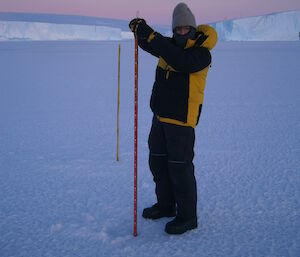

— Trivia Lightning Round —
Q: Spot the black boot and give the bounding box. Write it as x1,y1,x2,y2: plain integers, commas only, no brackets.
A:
142,203,176,220
165,216,197,234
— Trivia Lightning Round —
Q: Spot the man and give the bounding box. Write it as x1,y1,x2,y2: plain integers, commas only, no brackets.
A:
129,2,217,234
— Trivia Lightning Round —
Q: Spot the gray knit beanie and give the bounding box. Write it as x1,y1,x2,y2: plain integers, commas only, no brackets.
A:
172,2,196,32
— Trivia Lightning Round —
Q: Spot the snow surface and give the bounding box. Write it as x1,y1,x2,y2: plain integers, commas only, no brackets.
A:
0,11,300,41
0,40,300,257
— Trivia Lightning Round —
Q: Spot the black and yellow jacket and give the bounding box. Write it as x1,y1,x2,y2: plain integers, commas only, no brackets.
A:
138,25,217,128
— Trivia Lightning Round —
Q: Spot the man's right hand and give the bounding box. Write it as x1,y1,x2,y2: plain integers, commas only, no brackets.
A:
129,18,154,39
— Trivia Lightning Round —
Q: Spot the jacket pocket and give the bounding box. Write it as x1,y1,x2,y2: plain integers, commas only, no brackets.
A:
153,68,190,122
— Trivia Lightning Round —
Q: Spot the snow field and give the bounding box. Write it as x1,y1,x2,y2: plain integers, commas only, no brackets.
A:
0,41,299,256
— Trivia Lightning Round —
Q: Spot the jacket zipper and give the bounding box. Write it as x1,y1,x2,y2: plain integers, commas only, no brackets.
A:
165,65,170,79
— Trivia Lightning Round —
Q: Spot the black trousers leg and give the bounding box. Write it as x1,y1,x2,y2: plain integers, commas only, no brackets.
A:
164,122,197,220
148,117,175,211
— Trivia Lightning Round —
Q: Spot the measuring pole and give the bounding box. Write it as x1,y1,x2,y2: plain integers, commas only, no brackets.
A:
134,32,138,237
117,44,120,162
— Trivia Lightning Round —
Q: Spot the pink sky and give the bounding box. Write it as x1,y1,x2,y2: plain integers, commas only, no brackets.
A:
1,0,300,25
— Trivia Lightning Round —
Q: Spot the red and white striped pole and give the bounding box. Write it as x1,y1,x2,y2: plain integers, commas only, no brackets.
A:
133,32,138,237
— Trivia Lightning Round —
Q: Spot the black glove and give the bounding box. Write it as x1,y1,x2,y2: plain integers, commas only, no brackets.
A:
129,18,154,39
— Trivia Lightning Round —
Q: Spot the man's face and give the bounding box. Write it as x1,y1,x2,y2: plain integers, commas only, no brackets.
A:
174,26,191,35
